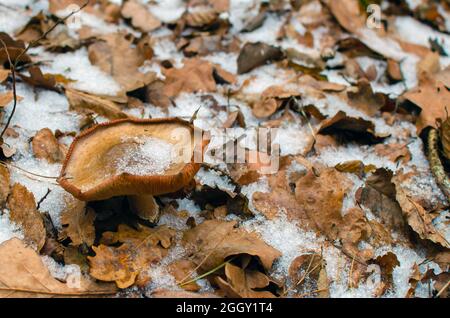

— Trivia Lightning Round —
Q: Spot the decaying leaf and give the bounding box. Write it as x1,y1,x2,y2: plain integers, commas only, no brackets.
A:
89,224,176,288
168,259,200,292
346,79,386,116
0,238,116,297
215,262,276,298
393,174,450,248
65,88,130,120
32,128,66,163
288,253,329,298
121,0,161,32
88,33,155,93
162,58,217,98
318,111,389,144
60,200,95,246
237,42,284,74
403,76,450,133
7,184,46,251
369,252,399,292
182,220,281,273
0,165,10,207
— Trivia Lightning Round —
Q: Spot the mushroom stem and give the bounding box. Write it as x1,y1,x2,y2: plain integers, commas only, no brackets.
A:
127,194,160,223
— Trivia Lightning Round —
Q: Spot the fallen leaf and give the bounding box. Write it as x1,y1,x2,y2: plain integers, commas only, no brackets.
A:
0,164,10,207
7,183,46,251
182,220,281,273
65,88,130,120
369,252,399,291
393,174,450,248
289,253,329,298
215,262,276,298
89,224,176,288
347,79,386,116
168,259,200,292
0,91,13,107
18,66,57,91
121,0,161,32
88,33,155,93
0,238,116,297
358,169,406,234
32,128,66,163
318,111,389,144
60,200,95,246
162,58,217,98
403,76,450,133
0,69,9,83
237,42,284,74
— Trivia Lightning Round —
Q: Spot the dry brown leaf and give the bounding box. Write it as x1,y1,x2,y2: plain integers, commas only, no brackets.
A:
0,165,10,207
369,252,399,291
182,219,281,273
295,169,375,261
60,200,95,246
403,76,450,133
32,128,66,163
0,69,9,83
89,224,176,288
357,169,406,234
18,66,57,91
215,262,276,298
185,7,218,28
0,91,14,107
168,259,200,292
237,42,284,74
374,143,411,164
0,238,116,297
7,183,45,251
88,33,155,93
121,0,161,32
289,253,329,298
318,111,389,144
393,174,450,248
163,58,217,98
347,79,386,116
387,59,403,82
65,88,130,120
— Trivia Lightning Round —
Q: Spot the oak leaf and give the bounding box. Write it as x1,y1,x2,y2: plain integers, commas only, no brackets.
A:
0,238,116,297
60,200,95,246
88,224,176,288
182,220,281,273
121,0,161,32
7,184,46,251
32,128,66,163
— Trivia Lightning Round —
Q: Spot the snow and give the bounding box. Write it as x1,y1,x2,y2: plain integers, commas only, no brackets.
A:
0,209,23,245
228,0,261,32
395,16,450,55
148,0,186,24
40,48,122,96
114,136,175,176
41,255,81,283
243,213,323,280
239,13,284,45
195,167,236,194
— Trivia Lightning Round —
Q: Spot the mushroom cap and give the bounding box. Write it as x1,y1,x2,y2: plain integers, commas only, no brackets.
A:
58,118,208,201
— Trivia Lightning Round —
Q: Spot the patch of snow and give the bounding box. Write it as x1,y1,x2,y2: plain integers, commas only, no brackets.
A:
0,210,24,245
41,48,122,96
148,0,186,24
114,136,175,176
195,167,236,194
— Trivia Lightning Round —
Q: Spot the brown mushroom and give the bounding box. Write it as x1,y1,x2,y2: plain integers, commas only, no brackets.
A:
58,118,209,212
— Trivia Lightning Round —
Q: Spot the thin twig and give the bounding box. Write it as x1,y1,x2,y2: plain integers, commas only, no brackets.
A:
0,1,89,139
179,257,236,288
0,287,116,296
36,188,52,210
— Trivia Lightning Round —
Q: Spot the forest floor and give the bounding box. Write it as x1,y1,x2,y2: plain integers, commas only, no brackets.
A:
0,0,448,298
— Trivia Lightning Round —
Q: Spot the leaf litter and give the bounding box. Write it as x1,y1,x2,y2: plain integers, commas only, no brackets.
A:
0,0,448,299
